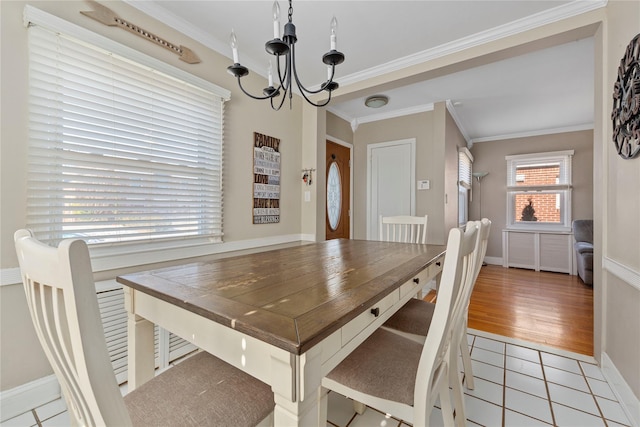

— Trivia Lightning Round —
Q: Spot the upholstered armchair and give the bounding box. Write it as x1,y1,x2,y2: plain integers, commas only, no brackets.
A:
572,220,593,285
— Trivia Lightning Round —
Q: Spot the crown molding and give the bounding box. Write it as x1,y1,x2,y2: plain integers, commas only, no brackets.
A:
471,123,594,144
125,0,606,89
446,100,472,147
336,0,607,88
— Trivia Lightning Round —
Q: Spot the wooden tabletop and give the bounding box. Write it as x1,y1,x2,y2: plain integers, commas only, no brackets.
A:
117,239,445,355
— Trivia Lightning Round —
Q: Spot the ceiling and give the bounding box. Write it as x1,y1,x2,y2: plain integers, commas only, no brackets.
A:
126,1,602,144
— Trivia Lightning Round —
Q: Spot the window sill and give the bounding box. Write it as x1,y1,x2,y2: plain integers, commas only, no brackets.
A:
504,225,572,234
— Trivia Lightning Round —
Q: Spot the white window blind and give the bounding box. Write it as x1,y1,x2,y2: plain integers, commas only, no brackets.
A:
506,150,573,191
458,148,473,190
27,24,227,246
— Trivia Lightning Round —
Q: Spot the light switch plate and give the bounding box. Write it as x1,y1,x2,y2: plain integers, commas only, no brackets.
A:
418,180,430,190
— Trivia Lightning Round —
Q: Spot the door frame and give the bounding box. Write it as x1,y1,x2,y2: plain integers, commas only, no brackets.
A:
366,139,416,240
326,135,353,239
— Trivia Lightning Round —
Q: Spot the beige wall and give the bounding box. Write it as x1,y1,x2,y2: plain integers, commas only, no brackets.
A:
602,0,640,399
350,102,463,245
0,0,303,390
352,111,443,242
327,112,353,145
469,130,594,260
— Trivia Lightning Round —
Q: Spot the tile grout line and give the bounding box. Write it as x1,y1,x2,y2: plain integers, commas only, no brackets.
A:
501,340,507,427
538,348,558,426
578,360,611,426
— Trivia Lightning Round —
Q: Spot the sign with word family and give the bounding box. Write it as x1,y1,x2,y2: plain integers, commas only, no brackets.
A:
253,132,280,224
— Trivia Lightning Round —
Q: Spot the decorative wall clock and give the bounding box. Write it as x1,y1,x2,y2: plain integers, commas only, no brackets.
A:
612,33,640,159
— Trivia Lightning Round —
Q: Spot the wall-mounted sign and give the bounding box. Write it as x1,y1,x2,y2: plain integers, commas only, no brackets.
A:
253,132,280,224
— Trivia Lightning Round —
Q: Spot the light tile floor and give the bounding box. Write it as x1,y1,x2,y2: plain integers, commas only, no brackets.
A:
2,331,633,427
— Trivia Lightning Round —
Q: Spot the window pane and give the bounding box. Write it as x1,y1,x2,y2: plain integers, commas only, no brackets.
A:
513,192,564,224
327,162,342,230
515,163,560,186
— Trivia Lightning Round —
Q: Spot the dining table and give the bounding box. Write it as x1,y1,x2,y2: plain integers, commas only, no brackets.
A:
117,238,445,426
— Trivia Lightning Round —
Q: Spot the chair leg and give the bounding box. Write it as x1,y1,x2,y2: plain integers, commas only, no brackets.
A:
439,377,455,427
352,400,366,415
449,345,467,427
460,332,475,390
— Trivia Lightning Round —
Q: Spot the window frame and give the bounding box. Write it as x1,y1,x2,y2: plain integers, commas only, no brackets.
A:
505,150,574,232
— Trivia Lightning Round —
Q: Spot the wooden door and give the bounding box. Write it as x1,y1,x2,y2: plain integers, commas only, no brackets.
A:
326,141,351,240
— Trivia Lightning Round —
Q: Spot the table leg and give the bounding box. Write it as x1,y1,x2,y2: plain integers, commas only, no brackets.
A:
123,287,155,390
270,345,325,426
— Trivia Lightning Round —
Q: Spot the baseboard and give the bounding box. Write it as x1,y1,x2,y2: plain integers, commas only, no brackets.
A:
0,375,60,422
483,256,502,266
601,352,640,427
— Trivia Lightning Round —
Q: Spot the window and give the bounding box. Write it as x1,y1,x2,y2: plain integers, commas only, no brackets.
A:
26,17,230,247
458,147,473,225
506,150,574,231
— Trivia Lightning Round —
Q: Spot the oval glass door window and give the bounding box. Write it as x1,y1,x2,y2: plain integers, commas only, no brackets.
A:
327,162,342,230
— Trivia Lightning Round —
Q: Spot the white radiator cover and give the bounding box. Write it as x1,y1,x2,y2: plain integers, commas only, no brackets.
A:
96,280,196,384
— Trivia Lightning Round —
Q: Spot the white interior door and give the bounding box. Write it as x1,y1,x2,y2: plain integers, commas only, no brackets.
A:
367,139,416,240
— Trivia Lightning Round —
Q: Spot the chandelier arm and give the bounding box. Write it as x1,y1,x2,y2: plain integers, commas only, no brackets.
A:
295,78,333,107
275,54,289,89
236,77,277,100
289,44,331,95
269,96,284,111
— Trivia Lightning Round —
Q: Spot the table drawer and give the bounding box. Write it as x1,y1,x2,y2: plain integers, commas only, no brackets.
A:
430,255,444,277
341,290,398,346
399,270,428,299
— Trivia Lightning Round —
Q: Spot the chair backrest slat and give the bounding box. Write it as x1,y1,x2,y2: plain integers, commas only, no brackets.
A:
379,215,428,244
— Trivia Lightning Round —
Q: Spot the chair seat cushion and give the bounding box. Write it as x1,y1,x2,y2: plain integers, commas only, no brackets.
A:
383,298,435,336
325,328,423,406
124,351,274,427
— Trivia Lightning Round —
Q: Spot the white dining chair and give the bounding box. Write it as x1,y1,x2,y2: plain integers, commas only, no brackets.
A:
382,219,491,394
379,214,429,298
379,215,428,244
14,229,274,427
322,224,478,427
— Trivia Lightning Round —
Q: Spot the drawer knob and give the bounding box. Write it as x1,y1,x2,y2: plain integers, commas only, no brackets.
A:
370,307,380,317
436,261,441,266
413,277,420,284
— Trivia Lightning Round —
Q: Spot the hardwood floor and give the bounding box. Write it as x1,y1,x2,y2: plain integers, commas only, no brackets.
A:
428,265,594,356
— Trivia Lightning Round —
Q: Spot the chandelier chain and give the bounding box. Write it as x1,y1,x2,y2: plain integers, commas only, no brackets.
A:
288,0,293,23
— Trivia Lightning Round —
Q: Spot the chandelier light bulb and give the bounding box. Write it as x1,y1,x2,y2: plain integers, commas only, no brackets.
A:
272,2,281,39
268,61,274,87
230,30,239,63
330,16,337,50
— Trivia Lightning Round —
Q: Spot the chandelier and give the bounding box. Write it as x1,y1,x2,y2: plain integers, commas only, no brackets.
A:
227,0,345,110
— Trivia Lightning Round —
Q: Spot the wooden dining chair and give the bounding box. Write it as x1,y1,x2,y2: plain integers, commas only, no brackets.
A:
322,224,478,427
14,229,274,427
379,215,428,244
382,220,491,380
